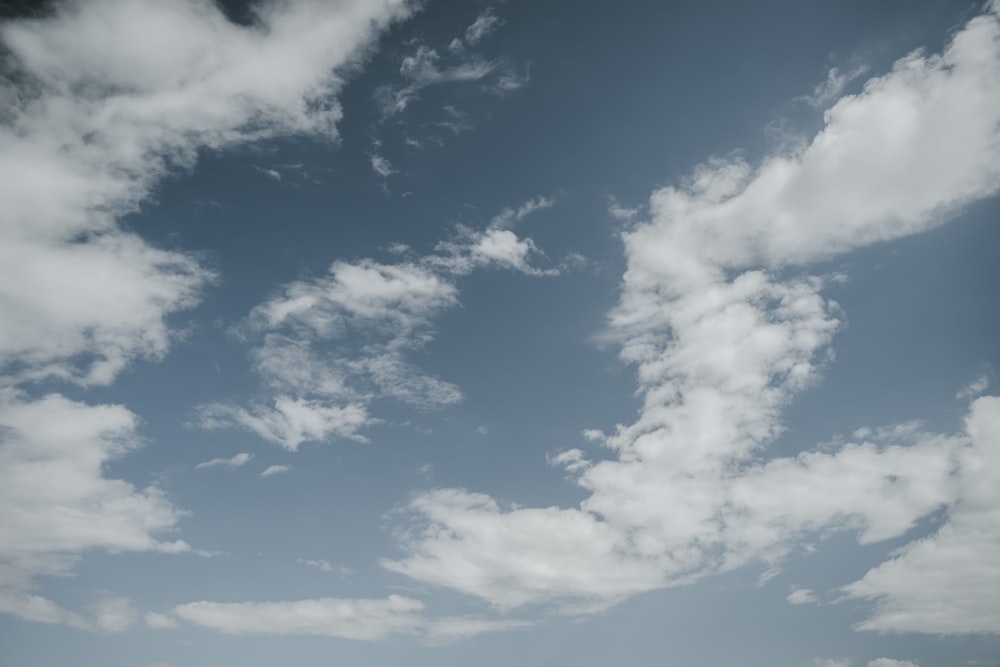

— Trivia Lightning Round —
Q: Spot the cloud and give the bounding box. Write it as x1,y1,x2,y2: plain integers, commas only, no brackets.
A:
195,452,253,469
800,64,868,108
0,391,189,627
145,611,180,630
253,166,282,182
166,593,529,644
382,3,1000,627
197,260,459,449
0,0,418,630
867,660,919,667
843,397,1000,635
464,8,503,46
787,588,818,605
374,8,525,119
200,200,556,449
260,464,290,478
199,397,372,451
298,558,334,573
957,372,991,400
90,596,138,634
370,152,395,179
489,196,555,229
421,616,531,646
172,594,424,641
0,0,414,387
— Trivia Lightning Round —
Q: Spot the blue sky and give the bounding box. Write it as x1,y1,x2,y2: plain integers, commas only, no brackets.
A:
1,1,999,666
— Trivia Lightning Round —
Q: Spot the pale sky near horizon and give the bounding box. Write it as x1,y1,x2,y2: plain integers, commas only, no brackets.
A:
1,1,999,666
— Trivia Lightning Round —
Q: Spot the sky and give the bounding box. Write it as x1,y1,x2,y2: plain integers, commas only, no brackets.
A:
1,1,999,666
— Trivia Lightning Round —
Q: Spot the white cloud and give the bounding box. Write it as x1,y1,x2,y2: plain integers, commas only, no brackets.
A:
814,660,853,667
195,452,253,469
0,0,418,631
198,260,458,449
0,0,414,387
429,199,559,277
382,4,1000,628
800,64,868,108
843,397,1000,635
90,596,138,634
867,660,919,667
787,588,818,605
957,372,991,400
375,45,499,117
298,558,334,573
254,166,282,182
167,593,529,644
145,611,180,630
201,201,556,448
172,594,425,641
198,397,372,451
422,616,531,646
489,196,555,229
374,8,524,119
0,391,189,627
464,8,503,46
370,152,395,179
260,464,290,478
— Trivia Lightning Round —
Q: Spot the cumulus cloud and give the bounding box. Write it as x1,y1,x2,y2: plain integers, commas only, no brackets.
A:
195,452,253,469
0,391,190,627
201,200,557,449
0,0,417,630
0,0,414,387
843,397,1000,635
382,3,1000,630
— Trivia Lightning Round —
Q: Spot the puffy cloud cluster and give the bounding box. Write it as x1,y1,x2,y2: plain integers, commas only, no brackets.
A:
200,199,558,449
383,3,1000,635
0,0,414,630
0,391,189,629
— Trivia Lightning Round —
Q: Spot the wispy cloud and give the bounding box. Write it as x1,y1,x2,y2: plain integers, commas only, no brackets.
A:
957,372,991,400
196,452,253,470
374,8,525,120
197,198,558,449
260,464,290,478
463,8,504,46
160,593,530,644
297,558,334,573
799,64,868,108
